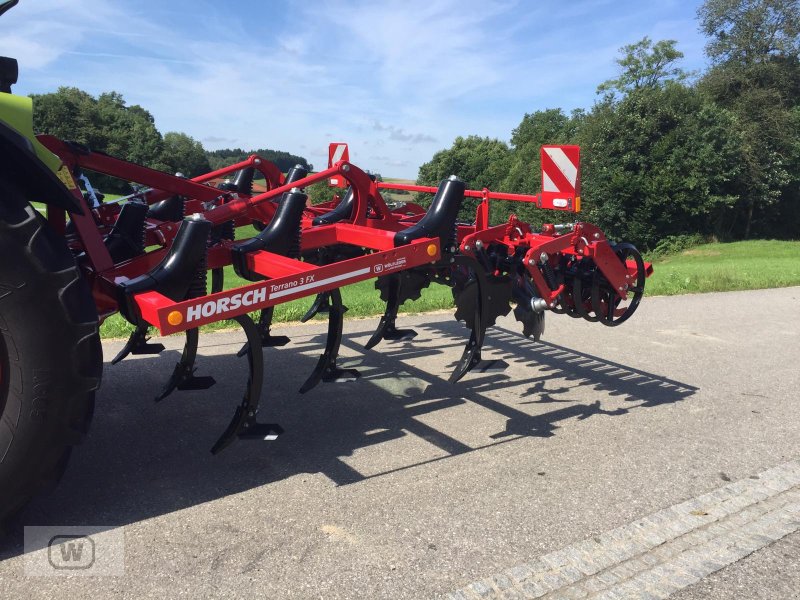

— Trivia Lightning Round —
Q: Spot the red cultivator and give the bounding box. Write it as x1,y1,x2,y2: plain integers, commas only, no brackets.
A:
3,0,658,522
33,139,652,453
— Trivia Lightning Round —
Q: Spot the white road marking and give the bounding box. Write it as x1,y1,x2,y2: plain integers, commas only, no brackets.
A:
448,459,800,599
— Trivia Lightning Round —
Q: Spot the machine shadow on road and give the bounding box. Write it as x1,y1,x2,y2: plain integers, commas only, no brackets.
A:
0,318,698,557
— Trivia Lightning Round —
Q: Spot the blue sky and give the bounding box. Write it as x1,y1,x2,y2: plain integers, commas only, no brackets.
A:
1,0,708,179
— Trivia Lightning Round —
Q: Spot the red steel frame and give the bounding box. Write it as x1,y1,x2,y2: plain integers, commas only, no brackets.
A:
138,235,440,335
33,135,649,336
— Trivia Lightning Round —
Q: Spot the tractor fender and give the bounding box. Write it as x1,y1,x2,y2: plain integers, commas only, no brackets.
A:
0,95,83,216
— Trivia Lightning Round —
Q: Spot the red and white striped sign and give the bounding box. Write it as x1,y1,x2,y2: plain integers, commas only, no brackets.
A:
328,142,350,188
540,145,581,212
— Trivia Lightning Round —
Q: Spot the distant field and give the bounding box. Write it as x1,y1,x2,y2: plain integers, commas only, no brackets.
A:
379,177,418,205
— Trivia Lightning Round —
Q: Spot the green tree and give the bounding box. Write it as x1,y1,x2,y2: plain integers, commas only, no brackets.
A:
161,132,211,177
31,87,105,149
416,135,512,220
502,108,583,194
31,87,166,192
206,148,312,174
597,37,688,97
697,0,800,237
579,33,746,247
305,181,340,205
498,109,584,226
699,0,800,65
579,84,745,249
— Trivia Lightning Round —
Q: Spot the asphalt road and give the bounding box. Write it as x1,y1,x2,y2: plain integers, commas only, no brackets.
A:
1,286,798,598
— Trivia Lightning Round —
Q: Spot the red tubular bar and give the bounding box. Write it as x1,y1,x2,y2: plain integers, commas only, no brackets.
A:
189,154,283,187
201,165,342,224
247,252,318,278
294,223,400,252
134,234,441,335
38,137,286,208
38,135,226,203
141,155,285,205
378,182,541,203
377,181,578,217
203,161,379,226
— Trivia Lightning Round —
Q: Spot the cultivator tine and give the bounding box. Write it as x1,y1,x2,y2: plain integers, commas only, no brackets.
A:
300,292,331,323
449,272,485,382
236,307,290,357
210,268,224,294
155,328,216,402
111,323,164,364
299,288,360,393
450,326,484,383
212,314,282,454
449,256,510,383
364,273,418,350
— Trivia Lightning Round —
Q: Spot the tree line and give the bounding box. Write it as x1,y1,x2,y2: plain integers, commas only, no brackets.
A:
30,88,310,192
206,148,312,174
28,0,797,250
416,0,800,250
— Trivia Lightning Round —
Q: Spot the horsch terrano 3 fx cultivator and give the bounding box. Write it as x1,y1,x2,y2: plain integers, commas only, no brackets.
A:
0,0,650,522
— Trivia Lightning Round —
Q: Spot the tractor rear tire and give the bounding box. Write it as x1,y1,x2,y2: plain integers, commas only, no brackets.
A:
0,178,102,526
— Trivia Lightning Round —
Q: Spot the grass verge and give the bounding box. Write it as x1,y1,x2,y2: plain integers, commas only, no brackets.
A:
644,240,800,296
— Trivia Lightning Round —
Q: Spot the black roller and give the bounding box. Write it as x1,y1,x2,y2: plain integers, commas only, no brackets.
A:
571,259,600,323
449,255,510,382
394,175,464,250
591,243,646,327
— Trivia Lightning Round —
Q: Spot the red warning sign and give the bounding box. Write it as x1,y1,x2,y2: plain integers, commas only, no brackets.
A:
540,145,581,212
328,143,350,188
